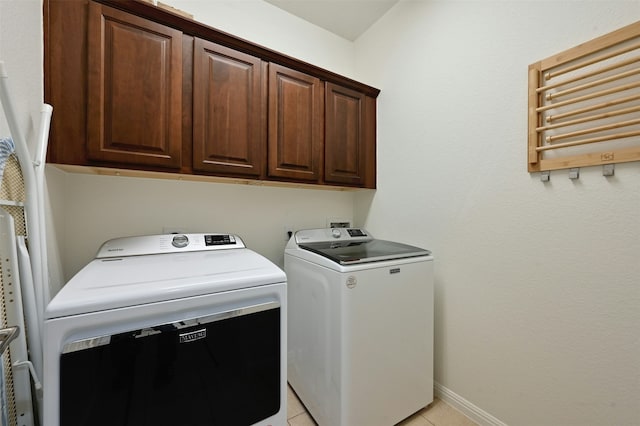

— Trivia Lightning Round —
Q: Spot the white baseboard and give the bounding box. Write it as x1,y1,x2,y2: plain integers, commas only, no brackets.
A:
434,381,508,426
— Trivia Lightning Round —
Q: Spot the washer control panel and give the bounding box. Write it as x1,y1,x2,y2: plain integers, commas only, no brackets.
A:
96,233,244,258
295,228,371,244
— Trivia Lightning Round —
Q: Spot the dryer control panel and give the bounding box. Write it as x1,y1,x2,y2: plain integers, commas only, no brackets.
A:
96,233,245,258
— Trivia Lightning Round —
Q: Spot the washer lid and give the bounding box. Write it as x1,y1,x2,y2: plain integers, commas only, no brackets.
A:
46,248,285,319
299,239,431,265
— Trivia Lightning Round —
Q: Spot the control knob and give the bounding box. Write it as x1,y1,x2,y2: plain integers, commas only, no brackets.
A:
172,234,189,248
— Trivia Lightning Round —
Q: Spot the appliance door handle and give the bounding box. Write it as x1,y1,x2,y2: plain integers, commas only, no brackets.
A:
0,326,19,355
168,300,280,331
62,300,280,354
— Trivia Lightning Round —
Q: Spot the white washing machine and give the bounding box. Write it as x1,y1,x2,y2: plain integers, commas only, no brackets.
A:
285,228,434,426
44,233,287,426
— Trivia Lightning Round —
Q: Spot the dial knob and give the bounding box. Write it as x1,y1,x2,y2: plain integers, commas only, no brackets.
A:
172,234,189,248
331,228,342,238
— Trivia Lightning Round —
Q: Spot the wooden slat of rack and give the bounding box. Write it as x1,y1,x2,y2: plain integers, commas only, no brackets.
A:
544,41,640,81
537,55,640,93
528,64,541,167
537,146,640,171
546,93,640,122
545,118,640,143
540,21,640,71
538,105,640,131
538,130,640,152
546,67,640,100
536,81,640,112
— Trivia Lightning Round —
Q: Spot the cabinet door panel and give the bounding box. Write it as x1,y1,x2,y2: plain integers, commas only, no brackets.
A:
193,39,264,177
268,64,323,182
325,83,376,188
87,3,182,168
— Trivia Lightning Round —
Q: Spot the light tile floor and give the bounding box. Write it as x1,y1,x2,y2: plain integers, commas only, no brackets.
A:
287,384,478,426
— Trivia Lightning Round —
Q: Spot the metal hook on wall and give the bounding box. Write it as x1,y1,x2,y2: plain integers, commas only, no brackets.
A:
603,164,615,177
569,168,580,180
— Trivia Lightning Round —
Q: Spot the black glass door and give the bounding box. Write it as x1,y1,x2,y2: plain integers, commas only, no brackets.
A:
59,304,280,426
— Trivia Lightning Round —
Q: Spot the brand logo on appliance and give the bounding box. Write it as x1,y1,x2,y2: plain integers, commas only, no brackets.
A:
179,328,207,343
107,248,123,252
390,268,400,274
346,276,357,289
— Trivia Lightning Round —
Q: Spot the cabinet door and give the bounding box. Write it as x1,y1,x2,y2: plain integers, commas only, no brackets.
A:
87,3,183,168
193,39,265,177
324,83,376,188
268,64,323,182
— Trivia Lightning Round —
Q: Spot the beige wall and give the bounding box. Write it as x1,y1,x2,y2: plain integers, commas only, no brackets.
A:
355,1,640,425
49,169,357,279
169,0,357,79
0,0,42,153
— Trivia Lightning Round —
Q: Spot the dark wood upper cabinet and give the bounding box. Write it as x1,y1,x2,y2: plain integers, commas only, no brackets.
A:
192,39,265,177
325,83,371,186
44,0,378,188
268,64,324,182
87,2,183,168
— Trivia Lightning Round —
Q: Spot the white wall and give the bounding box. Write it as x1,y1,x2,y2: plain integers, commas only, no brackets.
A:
168,0,357,79
355,1,640,425
0,0,41,147
52,170,355,279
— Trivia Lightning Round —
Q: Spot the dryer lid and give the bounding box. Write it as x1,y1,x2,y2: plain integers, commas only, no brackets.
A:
46,247,285,319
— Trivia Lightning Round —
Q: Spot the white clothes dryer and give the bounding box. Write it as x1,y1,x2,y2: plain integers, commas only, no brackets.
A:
44,233,286,426
285,228,433,426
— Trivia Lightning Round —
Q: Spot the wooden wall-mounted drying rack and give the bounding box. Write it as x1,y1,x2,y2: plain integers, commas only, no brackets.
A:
528,20,640,174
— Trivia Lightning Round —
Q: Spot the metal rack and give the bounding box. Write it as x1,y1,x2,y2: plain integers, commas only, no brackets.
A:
0,61,52,426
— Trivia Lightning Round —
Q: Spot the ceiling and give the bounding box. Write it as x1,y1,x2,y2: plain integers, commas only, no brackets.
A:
263,0,399,41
